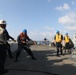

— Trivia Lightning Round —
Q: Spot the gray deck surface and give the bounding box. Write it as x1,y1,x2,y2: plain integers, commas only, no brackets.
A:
3,45,76,75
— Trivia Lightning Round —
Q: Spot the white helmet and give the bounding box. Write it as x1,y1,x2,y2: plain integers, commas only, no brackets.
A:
0,20,7,25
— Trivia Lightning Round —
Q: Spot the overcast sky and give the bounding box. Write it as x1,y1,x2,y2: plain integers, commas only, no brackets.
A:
0,0,76,41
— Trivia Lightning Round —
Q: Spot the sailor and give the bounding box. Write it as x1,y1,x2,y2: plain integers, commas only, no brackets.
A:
54,30,63,56
15,29,36,62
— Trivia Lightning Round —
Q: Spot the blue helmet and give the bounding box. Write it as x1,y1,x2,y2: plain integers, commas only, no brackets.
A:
22,29,27,34
56,30,59,34
65,33,68,35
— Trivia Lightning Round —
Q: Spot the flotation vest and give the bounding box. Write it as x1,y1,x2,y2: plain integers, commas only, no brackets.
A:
0,27,6,44
56,34,62,42
64,36,70,43
20,33,27,42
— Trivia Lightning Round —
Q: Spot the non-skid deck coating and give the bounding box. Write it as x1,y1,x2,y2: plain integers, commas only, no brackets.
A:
3,45,76,75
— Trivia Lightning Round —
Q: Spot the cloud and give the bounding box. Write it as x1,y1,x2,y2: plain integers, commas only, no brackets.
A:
40,32,52,36
65,25,76,30
55,3,70,11
28,30,54,40
58,15,76,25
45,26,54,30
40,32,54,40
58,12,76,30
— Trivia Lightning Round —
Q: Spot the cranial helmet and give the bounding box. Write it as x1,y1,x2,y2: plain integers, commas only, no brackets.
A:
0,20,7,25
23,29,27,34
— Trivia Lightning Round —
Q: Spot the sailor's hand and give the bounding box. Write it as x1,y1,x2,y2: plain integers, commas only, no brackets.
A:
34,41,36,45
54,41,56,44
13,40,16,42
22,41,26,43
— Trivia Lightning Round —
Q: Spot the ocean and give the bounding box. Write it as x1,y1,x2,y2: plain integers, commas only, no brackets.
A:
36,41,50,45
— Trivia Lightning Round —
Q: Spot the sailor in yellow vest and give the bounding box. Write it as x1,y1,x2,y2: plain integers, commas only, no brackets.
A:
54,30,63,56
64,33,71,54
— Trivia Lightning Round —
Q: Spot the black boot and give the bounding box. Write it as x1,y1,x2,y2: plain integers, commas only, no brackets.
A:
57,53,60,56
15,57,18,62
31,56,36,60
57,49,59,56
0,69,8,74
61,49,63,55
10,55,14,58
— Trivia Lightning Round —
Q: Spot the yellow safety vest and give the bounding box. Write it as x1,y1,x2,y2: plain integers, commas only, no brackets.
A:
56,34,62,42
64,36,70,43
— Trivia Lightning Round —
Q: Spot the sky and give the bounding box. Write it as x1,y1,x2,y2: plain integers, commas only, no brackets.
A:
0,0,76,41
